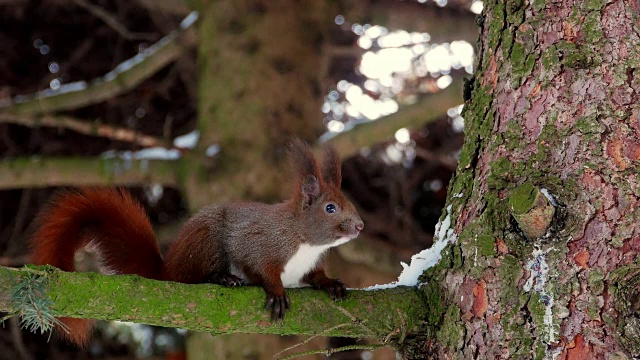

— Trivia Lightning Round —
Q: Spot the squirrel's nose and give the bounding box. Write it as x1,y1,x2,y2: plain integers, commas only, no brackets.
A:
355,221,364,232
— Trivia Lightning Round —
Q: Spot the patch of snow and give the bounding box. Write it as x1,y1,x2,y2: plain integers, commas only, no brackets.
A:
173,130,200,149
453,192,464,198
133,147,180,160
101,147,181,161
364,204,457,290
110,52,147,77
14,81,88,103
205,144,221,157
52,81,87,94
540,188,558,207
180,11,199,30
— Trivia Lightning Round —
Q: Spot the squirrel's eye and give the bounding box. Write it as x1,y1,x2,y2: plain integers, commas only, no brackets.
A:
325,204,337,213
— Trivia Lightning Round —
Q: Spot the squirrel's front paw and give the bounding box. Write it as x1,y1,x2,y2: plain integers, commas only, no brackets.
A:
266,292,290,322
319,279,347,301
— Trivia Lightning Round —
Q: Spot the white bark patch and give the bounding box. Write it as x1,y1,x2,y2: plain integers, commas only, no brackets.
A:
523,247,557,346
280,237,351,288
365,204,458,290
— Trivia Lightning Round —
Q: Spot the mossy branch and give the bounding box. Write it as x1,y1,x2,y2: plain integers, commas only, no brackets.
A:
0,156,180,190
0,266,425,343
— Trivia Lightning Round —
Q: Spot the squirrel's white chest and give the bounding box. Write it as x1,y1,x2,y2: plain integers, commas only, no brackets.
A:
280,238,350,287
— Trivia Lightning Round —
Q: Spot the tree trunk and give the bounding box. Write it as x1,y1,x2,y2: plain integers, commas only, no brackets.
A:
420,0,640,358
182,0,337,209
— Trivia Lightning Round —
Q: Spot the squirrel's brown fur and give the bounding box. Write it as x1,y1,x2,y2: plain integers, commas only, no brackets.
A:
30,140,363,346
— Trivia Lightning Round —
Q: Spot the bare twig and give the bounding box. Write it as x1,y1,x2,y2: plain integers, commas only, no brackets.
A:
278,343,386,360
0,12,198,116
272,323,351,359
72,0,157,41
0,113,164,148
317,299,377,337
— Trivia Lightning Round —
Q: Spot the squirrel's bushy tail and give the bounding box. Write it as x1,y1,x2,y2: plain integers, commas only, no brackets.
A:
30,188,163,346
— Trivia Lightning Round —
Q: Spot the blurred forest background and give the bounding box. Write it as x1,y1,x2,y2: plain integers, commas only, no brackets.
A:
0,0,479,359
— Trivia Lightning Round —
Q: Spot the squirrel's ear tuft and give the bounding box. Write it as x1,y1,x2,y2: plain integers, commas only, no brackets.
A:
301,175,320,209
288,138,320,179
288,138,323,209
321,145,342,189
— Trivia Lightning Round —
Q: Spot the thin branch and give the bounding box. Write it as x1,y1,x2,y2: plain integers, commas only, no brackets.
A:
320,299,376,336
273,323,351,358
278,344,387,360
72,0,157,41
0,113,165,148
0,12,198,116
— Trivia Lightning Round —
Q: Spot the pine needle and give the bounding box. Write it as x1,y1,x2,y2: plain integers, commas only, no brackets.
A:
10,269,68,339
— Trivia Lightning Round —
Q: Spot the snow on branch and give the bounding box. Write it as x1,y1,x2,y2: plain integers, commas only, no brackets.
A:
0,12,199,116
365,204,458,290
0,156,179,190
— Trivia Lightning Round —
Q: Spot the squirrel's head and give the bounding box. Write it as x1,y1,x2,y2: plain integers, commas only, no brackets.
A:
288,139,364,247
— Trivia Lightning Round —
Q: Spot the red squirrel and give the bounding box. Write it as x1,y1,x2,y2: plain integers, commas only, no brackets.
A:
29,139,364,346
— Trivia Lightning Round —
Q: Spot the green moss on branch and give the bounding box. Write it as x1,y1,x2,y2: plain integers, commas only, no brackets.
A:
0,266,425,344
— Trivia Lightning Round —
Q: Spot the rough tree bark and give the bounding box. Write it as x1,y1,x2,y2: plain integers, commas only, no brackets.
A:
417,0,640,358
